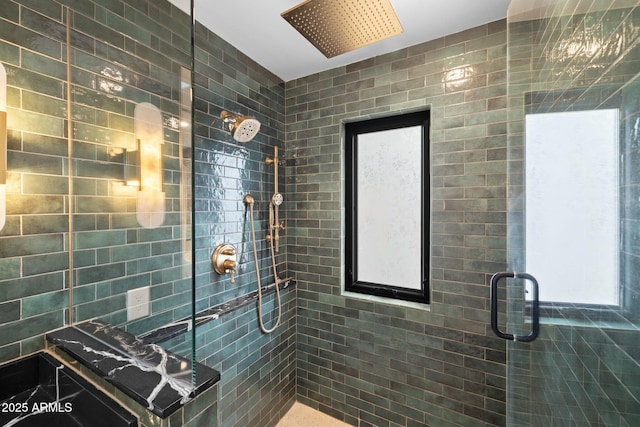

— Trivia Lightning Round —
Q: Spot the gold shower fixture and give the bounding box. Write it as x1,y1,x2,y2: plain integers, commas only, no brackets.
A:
281,0,404,58
220,111,261,143
212,243,238,283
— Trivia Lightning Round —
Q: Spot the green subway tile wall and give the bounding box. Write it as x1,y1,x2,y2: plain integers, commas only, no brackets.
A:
195,295,296,427
0,1,219,425
285,21,508,427
5,0,636,426
0,0,195,359
0,0,296,425
191,19,296,427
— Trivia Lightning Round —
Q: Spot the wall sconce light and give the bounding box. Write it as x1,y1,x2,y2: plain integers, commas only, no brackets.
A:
123,139,140,188
131,102,165,229
0,63,7,230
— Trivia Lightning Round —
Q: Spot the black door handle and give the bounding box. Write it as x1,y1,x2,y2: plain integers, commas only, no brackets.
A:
490,272,540,342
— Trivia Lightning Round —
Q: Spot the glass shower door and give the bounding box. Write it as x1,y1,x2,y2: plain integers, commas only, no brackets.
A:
501,1,640,425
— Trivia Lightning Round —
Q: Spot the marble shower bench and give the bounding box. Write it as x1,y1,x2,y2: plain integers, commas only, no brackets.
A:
46,320,220,420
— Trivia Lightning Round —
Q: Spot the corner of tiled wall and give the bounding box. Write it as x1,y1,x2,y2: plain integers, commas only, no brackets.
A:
285,20,508,427
191,16,297,427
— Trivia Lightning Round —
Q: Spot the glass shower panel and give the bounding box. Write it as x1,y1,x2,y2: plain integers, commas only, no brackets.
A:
65,1,194,376
505,1,640,425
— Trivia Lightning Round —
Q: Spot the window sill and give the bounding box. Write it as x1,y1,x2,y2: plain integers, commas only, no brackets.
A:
342,290,431,312
529,303,640,331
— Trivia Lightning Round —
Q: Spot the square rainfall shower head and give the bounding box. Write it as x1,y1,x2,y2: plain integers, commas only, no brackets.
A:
281,0,404,58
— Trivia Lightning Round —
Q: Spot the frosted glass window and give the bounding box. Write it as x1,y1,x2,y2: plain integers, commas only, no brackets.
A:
357,127,422,288
344,111,429,304
525,109,619,305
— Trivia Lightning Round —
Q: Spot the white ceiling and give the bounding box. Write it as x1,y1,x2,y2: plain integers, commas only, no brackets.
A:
169,0,511,82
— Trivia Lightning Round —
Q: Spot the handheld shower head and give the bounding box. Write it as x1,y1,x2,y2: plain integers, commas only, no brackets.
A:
220,111,261,143
272,193,283,206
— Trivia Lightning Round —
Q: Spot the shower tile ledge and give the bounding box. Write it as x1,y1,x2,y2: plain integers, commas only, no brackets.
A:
46,320,220,419
139,278,296,345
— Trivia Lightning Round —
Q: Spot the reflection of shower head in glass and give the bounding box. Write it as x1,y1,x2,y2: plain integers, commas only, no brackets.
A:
220,111,261,143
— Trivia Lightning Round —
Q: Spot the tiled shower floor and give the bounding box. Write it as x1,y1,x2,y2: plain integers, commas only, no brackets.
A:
276,402,353,427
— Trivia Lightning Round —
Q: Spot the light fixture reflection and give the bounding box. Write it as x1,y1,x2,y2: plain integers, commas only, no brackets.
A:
443,66,475,92
0,63,7,230
133,102,165,229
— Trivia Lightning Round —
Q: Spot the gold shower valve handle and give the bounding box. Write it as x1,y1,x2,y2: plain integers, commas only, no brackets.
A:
224,259,236,284
221,247,235,256
212,243,238,283
222,259,236,270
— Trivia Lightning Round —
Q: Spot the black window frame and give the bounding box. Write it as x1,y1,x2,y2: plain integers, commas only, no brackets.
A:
345,110,430,304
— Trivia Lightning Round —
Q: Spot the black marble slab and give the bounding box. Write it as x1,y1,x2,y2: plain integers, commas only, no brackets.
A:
46,320,220,419
139,278,295,344
0,351,137,427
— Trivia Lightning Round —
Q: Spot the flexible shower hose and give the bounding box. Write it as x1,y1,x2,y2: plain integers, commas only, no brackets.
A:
247,198,282,333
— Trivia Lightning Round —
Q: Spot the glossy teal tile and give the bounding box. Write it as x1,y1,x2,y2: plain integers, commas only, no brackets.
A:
21,7,66,43
22,289,68,317
0,20,62,60
0,258,20,281
75,230,126,250
0,235,64,258
0,40,20,67
0,301,20,323
23,252,69,276
8,109,65,137
72,13,124,50
0,1,19,24
73,283,98,304
75,294,125,320
75,262,125,286
0,311,63,347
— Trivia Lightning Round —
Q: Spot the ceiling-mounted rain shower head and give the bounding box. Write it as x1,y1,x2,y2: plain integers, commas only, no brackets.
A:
220,111,261,143
281,0,404,58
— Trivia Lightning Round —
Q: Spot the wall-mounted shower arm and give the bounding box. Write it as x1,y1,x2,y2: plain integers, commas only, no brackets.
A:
265,155,286,167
